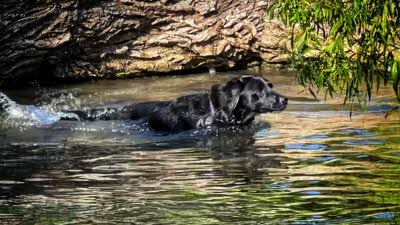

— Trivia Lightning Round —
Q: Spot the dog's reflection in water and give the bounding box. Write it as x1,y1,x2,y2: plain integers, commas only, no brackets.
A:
140,121,285,186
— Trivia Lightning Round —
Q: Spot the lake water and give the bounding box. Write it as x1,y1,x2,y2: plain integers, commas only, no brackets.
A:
1,70,400,224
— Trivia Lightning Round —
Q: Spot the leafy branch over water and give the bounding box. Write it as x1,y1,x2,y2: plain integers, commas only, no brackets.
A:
269,0,400,105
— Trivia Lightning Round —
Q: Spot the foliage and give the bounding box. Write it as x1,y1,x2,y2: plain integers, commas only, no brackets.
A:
269,0,400,104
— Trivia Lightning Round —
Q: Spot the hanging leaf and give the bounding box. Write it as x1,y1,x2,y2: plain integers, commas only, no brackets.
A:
330,19,343,37
267,0,400,108
336,36,345,56
390,1,395,14
281,11,288,25
392,61,399,100
296,31,308,53
382,3,389,37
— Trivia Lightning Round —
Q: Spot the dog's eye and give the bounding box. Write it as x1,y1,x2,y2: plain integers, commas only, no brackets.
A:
251,94,260,102
267,83,273,88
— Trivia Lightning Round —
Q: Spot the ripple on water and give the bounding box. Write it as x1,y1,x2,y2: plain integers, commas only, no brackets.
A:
302,190,321,196
302,135,330,140
285,143,327,151
314,156,336,162
254,128,280,138
339,128,377,138
0,180,24,184
1,72,400,224
343,140,385,146
374,213,396,219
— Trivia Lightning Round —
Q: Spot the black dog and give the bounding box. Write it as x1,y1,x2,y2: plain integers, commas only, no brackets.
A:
65,75,288,132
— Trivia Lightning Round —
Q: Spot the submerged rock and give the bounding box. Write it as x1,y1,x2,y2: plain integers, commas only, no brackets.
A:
0,0,290,83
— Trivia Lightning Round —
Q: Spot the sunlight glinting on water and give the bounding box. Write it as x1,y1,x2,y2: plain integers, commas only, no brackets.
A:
1,70,400,224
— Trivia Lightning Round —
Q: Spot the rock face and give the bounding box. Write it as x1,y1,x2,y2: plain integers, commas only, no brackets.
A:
0,0,289,83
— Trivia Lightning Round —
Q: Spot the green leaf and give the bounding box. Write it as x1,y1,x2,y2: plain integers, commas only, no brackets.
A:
281,11,288,25
390,0,395,14
382,3,388,37
267,3,278,20
336,36,345,56
268,0,400,108
354,0,360,11
326,41,337,54
330,19,342,37
296,31,308,53
392,61,399,100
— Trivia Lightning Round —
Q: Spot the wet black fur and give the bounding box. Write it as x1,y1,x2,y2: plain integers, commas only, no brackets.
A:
64,75,288,132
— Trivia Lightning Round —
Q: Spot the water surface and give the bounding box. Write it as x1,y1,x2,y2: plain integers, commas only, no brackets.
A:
1,70,400,225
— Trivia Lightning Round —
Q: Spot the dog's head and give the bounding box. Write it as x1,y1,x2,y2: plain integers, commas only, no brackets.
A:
210,75,287,124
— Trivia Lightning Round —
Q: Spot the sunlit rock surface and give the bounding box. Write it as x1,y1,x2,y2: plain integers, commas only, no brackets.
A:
0,0,289,82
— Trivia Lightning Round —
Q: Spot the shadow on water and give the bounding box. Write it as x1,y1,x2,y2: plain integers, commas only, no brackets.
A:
1,70,400,224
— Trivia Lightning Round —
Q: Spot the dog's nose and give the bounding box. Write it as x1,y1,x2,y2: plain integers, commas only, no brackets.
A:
280,96,288,104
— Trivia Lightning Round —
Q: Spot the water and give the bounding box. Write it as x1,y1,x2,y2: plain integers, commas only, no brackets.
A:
1,70,400,224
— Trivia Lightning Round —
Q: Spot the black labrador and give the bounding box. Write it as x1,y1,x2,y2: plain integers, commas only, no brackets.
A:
65,75,288,132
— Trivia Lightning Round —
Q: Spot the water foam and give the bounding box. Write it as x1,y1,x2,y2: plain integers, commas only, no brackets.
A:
0,92,80,126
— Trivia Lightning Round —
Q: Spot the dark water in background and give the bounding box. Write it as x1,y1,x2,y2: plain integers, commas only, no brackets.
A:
1,70,400,225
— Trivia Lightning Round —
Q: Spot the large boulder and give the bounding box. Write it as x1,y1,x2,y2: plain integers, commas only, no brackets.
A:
0,0,289,83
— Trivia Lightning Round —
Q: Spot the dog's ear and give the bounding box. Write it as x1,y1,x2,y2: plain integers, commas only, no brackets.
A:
210,84,225,109
210,77,246,117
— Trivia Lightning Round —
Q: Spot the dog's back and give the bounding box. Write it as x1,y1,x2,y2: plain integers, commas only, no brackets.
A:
148,93,212,132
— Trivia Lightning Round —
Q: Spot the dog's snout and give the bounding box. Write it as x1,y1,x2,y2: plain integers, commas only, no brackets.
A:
280,96,288,104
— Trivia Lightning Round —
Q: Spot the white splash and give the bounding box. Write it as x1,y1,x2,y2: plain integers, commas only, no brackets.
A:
1,92,79,126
